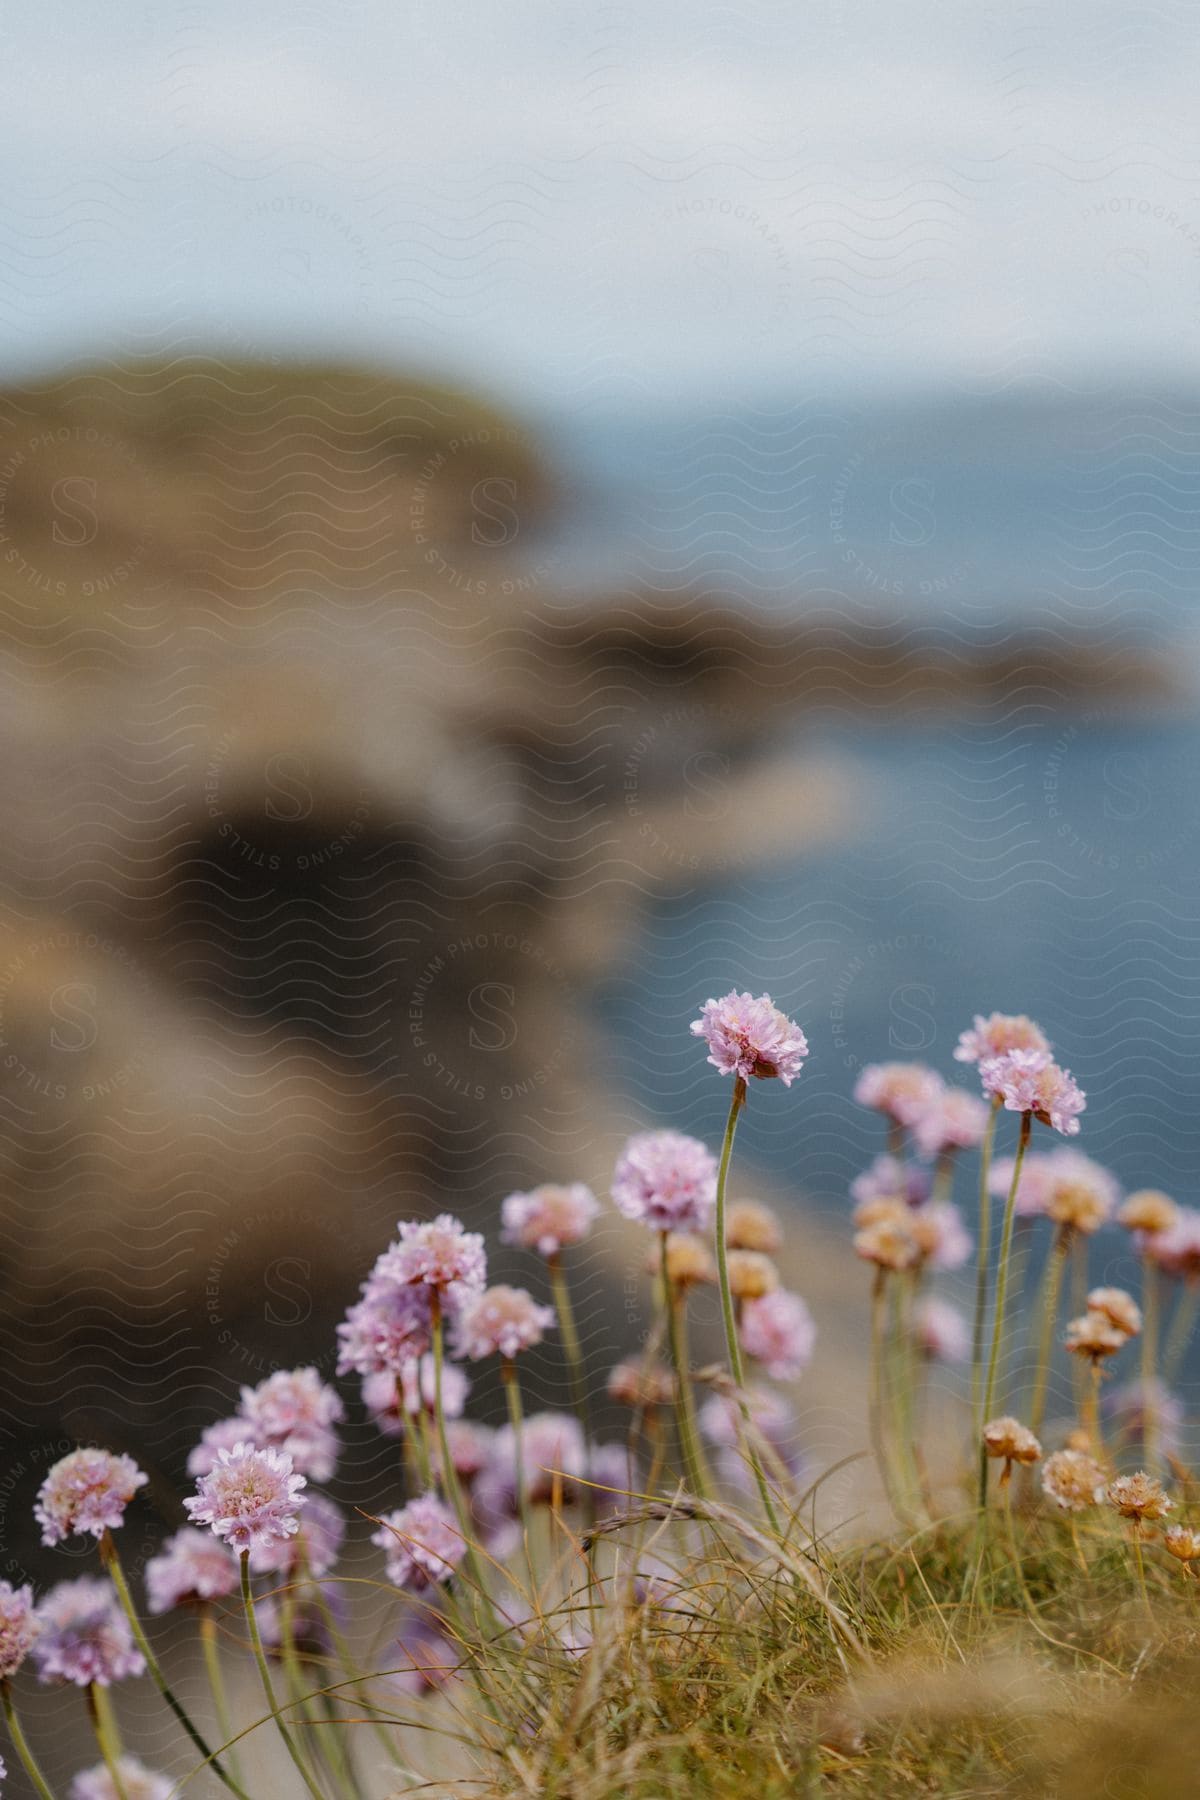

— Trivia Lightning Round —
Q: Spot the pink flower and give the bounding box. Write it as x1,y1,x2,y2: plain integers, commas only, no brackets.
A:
854,1062,944,1127
376,1215,487,1296
239,1367,344,1483
362,1358,470,1436
434,1420,496,1483
337,1280,435,1376
987,1151,1059,1218
850,1155,931,1210
184,1443,307,1556
738,1289,816,1379
372,1494,465,1590
691,991,809,1085
32,1578,145,1687
145,1529,238,1613
35,1450,148,1547
910,1088,991,1158
501,1183,599,1257
1144,1207,1200,1279
390,1617,461,1695
991,1148,1116,1227
954,1012,1050,1065
914,1297,970,1363
979,1050,1085,1135
0,1581,39,1678
699,1384,794,1450
611,1130,718,1233
454,1285,556,1360
474,1414,586,1547
187,1418,255,1478
70,1757,172,1800
908,1200,973,1271
251,1491,344,1578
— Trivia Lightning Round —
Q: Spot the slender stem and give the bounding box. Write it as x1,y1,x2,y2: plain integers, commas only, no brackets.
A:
199,1606,244,1787
892,1267,923,1517
713,1076,781,1533
979,1111,1032,1507
547,1253,591,1453
1082,1358,1103,1454
1029,1225,1071,1441
971,1098,1002,1435
1130,1527,1153,1623
429,1295,495,1615
3,1682,58,1800
240,1552,328,1800
501,1358,529,1531
660,1233,709,1497
868,1268,897,1517
99,1532,252,1800
1164,1279,1200,1387
87,1686,130,1800
1142,1258,1160,1469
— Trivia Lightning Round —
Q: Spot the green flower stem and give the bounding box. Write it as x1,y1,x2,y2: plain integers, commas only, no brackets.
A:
198,1605,244,1788
714,1075,782,1534
547,1252,594,1516
868,1268,898,1518
970,1097,1002,1436
1142,1258,1160,1469
661,1232,710,1498
99,1531,252,1800
239,1551,328,1800
1028,1224,1072,1442
500,1358,530,1531
978,1111,1032,1508
1164,1278,1200,1387
2,1682,57,1800
87,1685,130,1800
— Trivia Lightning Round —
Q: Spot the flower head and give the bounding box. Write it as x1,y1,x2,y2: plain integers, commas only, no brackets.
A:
955,1012,1050,1065
738,1289,816,1379
238,1367,343,1482
32,1578,145,1687
906,1200,973,1271
454,1285,556,1361
1042,1151,1118,1233
1164,1524,1200,1566
362,1358,470,1436
390,1616,461,1695
183,1442,306,1555
501,1183,599,1257
913,1296,970,1363
0,1581,39,1678
145,1529,238,1613
187,1417,255,1478
911,1087,991,1159
979,1050,1085,1136
1107,1470,1172,1523
377,1214,487,1296
650,1232,717,1288
1041,1448,1107,1513
337,1280,435,1376
70,1757,172,1800
435,1420,496,1484
851,1155,931,1211
725,1198,783,1253
1143,1208,1200,1280
35,1449,147,1547
691,990,808,1086
983,1416,1042,1465
251,1490,344,1578
853,1216,919,1272
1118,1189,1180,1237
607,1359,675,1409
726,1249,779,1300
372,1494,465,1590
611,1130,717,1233
1103,1377,1184,1456
853,1063,943,1128
1064,1310,1129,1361
1085,1287,1142,1338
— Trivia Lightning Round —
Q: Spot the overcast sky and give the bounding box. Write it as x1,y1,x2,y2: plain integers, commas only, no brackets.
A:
2,1,1197,406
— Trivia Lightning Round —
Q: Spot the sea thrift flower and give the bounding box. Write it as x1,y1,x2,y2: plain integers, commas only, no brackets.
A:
251,1492,345,1578
145,1529,238,1613
337,1280,435,1375
434,1420,496,1484
854,1217,919,1272
853,1062,943,1128
391,1617,461,1695
0,1581,39,1677
362,1359,470,1435
850,1155,931,1211
649,1232,717,1288
1086,1287,1142,1338
979,1050,1085,1136
32,1579,145,1687
1104,1378,1185,1456
955,1012,1050,1065
454,1285,556,1360
907,1200,972,1271
255,1580,345,1656
914,1296,971,1363
852,1193,912,1230
238,1367,344,1482
1043,1152,1118,1233
1041,1448,1107,1512
501,1183,599,1257
377,1214,487,1296
699,1384,795,1450
474,1415,587,1547
690,990,808,1085
725,1198,783,1253
1107,1471,1172,1524
983,1416,1041,1469
70,1757,172,1800
608,1359,675,1409
739,1289,816,1379
184,1442,306,1555
34,1449,148,1546
187,1417,254,1478
373,1494,465,1590
725,1250,779,1300
1143,1208,1200,1280
911,1087,991,1158
1118,1189,1180,1237
1064,1310,1128,1362
987,1151,1059,1219
1164,1525,1200,1567
611,1130,718,1233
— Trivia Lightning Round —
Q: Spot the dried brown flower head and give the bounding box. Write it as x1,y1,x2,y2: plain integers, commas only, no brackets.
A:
607,1359,675,1410
1064,1309,1130,1361
1164,1524,1200,1565
725,1199,783,1255
1085,1286,1142,1338
1118,1189,1180,1237
1046,1177,1110,1235
1042,1447,1107,1513
854,1217,919,1272
726,1250,779,1301
649,1234,716,1289
983,1415,1042,1465
1107,1470,1173,1523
